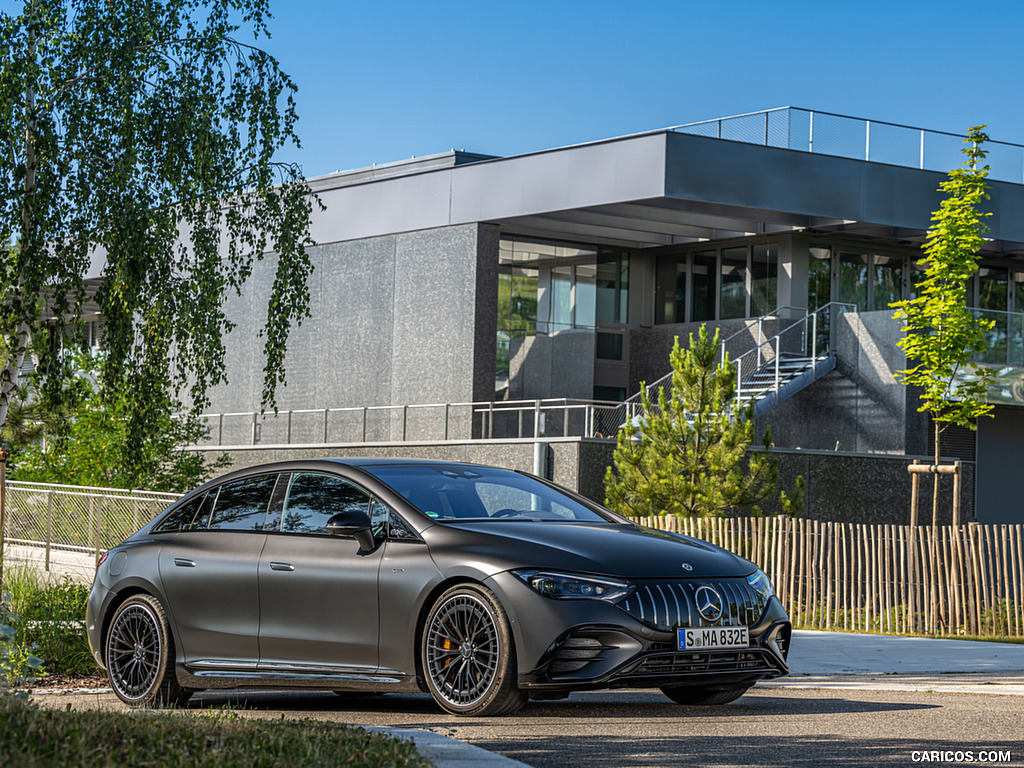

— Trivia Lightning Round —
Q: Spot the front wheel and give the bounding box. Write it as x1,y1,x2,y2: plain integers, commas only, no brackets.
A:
660,684,752,706
105,594,191,708
422,584,527,716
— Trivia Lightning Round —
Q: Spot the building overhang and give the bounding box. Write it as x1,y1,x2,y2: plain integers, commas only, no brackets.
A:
302,129,1024,257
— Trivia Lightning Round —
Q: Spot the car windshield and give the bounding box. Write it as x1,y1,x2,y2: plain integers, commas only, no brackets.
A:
364,464,611,523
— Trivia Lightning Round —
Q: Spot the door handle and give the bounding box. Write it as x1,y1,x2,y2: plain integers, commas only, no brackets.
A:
173,558,195,568
269,562,294,572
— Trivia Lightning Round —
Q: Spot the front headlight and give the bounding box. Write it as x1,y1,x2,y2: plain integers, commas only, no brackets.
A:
747,568,775,601
512,570,633,602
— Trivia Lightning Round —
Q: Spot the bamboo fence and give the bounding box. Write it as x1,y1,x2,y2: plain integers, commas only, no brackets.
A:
633,515,1024,637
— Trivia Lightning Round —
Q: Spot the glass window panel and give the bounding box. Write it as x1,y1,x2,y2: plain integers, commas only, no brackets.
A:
978,266,1008,311
751,244,778,317
838,251,868,311
155,492,214,533
595,332,623,360
872,255,903,311
978,267,1009,364
496,266,538,401
808,246,832,312
909,261,927,300
282,473,372,536
655,254,686,324
549,265,573,331
1011,273,1024,366
593,385,626,402
208,474,278,531
596,251,628,324
691,252,717,322
574,263,596,328
720,248,747,319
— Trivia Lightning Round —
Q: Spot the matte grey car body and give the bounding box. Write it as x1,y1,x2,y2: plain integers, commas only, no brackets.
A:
87,458,791,715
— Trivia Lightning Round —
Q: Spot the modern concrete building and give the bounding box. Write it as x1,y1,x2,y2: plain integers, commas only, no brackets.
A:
192,108,1024,525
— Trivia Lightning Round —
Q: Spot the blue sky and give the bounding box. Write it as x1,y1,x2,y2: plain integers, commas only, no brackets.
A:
257,0,1024,178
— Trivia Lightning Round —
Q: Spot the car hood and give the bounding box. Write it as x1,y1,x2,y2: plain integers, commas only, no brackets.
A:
424,520,752,579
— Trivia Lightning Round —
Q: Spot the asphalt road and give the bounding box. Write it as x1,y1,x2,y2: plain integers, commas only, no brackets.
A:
35,681,1024,768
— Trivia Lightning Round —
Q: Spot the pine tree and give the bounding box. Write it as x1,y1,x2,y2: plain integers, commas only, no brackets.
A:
604,325,802,518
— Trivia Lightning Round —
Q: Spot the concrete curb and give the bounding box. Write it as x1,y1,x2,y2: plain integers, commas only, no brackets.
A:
364,726,531,768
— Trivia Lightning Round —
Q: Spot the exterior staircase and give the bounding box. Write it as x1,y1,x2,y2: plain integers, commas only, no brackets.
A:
622,302,855,425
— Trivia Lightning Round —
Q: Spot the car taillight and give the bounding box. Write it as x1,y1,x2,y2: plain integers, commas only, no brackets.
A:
97,551,109,567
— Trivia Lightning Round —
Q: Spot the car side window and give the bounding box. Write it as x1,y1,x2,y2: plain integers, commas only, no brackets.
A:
154,491,215,533
386,508,419,540
207,474,279,531
282,472,371,535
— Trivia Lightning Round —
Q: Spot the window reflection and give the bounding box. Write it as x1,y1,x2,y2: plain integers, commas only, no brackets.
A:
720,248,747,319
282,473,371,535
155,491,215,532
751,244,778,317
208,475,277,531
872,256,903,311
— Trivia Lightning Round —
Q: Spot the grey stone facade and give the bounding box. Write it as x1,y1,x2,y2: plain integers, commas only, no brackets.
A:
206,223,498,422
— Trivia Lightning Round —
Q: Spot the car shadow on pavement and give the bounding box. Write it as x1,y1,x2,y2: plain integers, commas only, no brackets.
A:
189,689,940,719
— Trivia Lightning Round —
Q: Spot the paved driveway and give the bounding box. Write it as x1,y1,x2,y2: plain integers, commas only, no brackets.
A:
30,632,1024,767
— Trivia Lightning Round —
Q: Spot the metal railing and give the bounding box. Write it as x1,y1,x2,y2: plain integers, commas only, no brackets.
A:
2,482,181,580
729,302,857,405
668,107,1024,185
624,303,855,419
970,307,1024,368
197,397,630,445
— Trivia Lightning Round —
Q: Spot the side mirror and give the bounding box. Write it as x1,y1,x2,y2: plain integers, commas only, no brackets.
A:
325,510,375,551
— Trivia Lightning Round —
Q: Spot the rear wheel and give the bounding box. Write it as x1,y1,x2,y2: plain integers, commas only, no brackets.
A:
106,594,191,708
660,684,751,706
422,584,527,716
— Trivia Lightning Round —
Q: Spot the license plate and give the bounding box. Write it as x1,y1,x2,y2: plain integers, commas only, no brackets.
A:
677,626,749,651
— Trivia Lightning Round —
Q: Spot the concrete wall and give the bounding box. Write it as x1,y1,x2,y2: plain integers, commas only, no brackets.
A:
760,310,928,455
205,223,498,422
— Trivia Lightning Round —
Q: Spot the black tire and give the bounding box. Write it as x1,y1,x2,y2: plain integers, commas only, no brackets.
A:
660,684,751,706
422,584,528,716
105,594,191,708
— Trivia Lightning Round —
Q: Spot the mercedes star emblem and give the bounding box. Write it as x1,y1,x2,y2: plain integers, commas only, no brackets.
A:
695,585,724,622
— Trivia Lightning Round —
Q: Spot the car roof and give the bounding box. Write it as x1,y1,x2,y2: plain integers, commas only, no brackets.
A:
188,457,505,491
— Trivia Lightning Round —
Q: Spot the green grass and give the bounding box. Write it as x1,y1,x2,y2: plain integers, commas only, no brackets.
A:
0,694,433,768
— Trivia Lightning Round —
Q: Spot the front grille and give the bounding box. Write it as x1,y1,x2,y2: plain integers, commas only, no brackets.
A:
618,578,767,631
633,650,774,676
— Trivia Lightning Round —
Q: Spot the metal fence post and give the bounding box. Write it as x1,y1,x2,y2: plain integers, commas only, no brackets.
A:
323,408,329,443
402,404,408,441
534,400,541,438
362,407,368,442
444,403,450,441
287,410,293,444
45,491,53,572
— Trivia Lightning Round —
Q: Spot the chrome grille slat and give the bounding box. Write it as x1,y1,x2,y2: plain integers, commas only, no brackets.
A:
620,578,764,631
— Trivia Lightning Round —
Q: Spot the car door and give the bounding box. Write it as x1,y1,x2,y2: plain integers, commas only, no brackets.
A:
257,471,383,673
157,473,282,669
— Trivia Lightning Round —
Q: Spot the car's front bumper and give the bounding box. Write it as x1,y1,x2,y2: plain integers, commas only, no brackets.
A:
485,571,790,693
